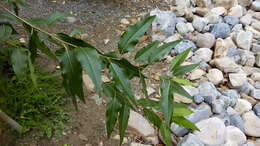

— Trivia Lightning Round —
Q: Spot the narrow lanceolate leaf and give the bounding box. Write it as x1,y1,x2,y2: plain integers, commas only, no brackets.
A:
118,16,156,54
0,13,20,22
103,83,130,106
173,107,193,117
60,50,84,106
160,122,172,146
28,30,57,60
137,98,160,109
109,63,135,105
69,28,84,37
118,105,130,145
149,40,181,64
0,24,13,41
160,77,173,126
134,41,160,62
143,108,161,127
173,64,199,76
27,51,37,88
46,12,71,26
76,47,102,93
57,33,95,48
172,116,199,131
170,48,191,71
11,48,28,79
140,74,148,98
106,98,121,138
171,81,193,99
172,78,193,86
113,58,141,79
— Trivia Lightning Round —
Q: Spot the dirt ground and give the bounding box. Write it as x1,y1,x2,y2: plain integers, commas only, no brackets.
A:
0,0,170,146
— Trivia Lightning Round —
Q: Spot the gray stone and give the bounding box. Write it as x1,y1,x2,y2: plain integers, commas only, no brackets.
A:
253,102,260,118
194,48,213,62
171,40,197,55
238,49,255,66
225,126,247,146
229,113,245,132
66,16,77,23
195,33,215,48
238,0,252,7
252,1,260,11
203,96,214,105
243,111,260,137
236,30,253,50
177,133,205,146
252,44,260,53
198,81,221,98
214,57,241,73
194,117,225,146
238,82,255,95
150,8,176,36
176,17,187,23
254,82,260,89
240,14,253,26
211,23,231,38
171,104,212,136
255,53,260,67
219,95,231,108
221,89,239,107
194,95,204,104
207,69,224,85
251,72,260,81
212,99,225,114
227,48,241,63
192,16,208,32
214,112,231,126
224,16,239,28
250,89,260,100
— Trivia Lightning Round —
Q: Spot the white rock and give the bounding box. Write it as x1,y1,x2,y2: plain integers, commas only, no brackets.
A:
251,72,260,81
255,53,260,67
252,1,260,11
83,74,95,92
176,22,189,34
194,117,226,146
195,33,215,48
225,126,247,146
242,111,260,137
175,0,191,8
186,23,195,32
188,69,206,80
214,57,241,73
128,111,158,144
164,33,181,43
250,89,260,100
211,7,227,16
234,99,252,114
194,48,213,62
245,26,260,39
228,5,244,18
213,0,237,9
192,16,208,32
229,73,247,88
120,18,130,25
66,16,77,23
240,14,253,26
207,69,224,85
238,0,252,7
205,12,220,24
236,30,253,50
196,0,212,8
214,38,229,58
251,20,260,31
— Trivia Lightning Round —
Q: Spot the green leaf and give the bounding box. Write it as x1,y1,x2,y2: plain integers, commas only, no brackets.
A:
46,12,71,26
0,13,20,22
172,78,193,85
69,28,84,37
27,51,37,88
134,41,160,62
170,48,191,71
159,122,172,146
143,108,161,127
149,40,181,64
173,107,193,117
171,81,193,99
29,30,57,60
113,58,141,79
172,116,199,131
11,0,30,7
0,24,13,41
76,47,102,93
11,48,28,79
173,64,199,76
137,98,159,109
106,98,121,138
118,105,130,145
109,63,136,105
57,33,95,48
160,77,173,126
26,18,47,26
60,49,84,107
118,16,156,54
140,74,148,98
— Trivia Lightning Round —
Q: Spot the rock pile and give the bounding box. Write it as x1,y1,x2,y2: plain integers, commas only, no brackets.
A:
144,0,260,145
